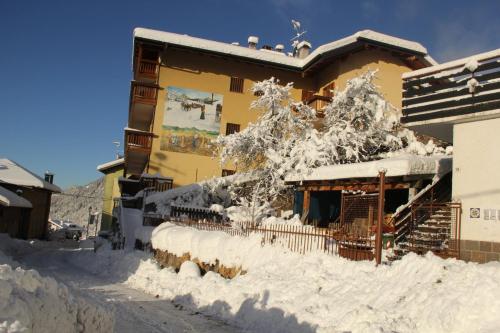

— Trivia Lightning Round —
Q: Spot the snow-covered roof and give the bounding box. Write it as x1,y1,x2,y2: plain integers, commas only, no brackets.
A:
0,185,33,208
97,158,125,172
134,28,436,69
0,158,61,193
285,155,452,182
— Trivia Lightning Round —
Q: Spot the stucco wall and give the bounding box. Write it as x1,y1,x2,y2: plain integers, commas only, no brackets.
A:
147,48,414,187
101,167,123,230
453,117,500,242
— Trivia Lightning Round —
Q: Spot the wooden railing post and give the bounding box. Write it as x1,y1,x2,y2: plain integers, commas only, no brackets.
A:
375,169,386,266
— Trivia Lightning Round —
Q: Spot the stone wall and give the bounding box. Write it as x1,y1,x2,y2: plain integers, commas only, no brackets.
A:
460,239,500,263
154,249,245,279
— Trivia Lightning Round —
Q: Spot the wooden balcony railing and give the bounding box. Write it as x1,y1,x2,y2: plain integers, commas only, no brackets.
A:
306,95,331,117
132,83,158,106
402,49,500,123
136,59,159,80
126,131,153,151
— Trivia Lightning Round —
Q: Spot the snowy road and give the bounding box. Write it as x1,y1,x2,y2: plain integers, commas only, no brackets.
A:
14,243,243,333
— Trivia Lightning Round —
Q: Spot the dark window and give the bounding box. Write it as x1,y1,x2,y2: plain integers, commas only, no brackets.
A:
230,77,244,93
254,89,264,96
222,169,236,177
323,83,335,98
302,90,315,102
225,123,240,135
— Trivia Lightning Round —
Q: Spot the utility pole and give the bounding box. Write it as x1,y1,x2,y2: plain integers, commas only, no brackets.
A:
86,206,92,239
375,169,386,266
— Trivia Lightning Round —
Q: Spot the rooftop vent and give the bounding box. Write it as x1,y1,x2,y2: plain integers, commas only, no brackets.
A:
275,44,284,52
248,36,259,49
231,42,240,46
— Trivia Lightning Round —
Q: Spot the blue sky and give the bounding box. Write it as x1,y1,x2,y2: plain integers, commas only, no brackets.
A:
1,0,499,188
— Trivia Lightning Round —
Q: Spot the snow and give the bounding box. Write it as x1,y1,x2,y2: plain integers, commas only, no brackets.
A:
120,207,143,250
0,158,61,193
261,214,303,226
0,185,32,208
464,59,479,72
178,261,201,279
134,28,433,69
85,223,500,333
467,77,479,93
96,158,124,172
0,235,114,332
286,154,452,182
403,48,500,79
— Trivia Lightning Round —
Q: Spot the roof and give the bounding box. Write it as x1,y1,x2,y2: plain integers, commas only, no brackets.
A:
97,158,125,173
0,158,61,193
134,28,437,70
285,155,452,183
0,185,33,208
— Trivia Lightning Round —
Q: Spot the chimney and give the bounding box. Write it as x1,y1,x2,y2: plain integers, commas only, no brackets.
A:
44,171,54,184
261,45,273,50
275,44,284,53
296,40,311,59
248,36,259,49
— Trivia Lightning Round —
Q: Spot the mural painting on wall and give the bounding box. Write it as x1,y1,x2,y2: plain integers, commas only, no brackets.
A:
161,86,223,156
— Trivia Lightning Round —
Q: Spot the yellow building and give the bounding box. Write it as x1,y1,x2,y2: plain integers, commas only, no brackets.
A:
125,28,435,187
97,158,124,230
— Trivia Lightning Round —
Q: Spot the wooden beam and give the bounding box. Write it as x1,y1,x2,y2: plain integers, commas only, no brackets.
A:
297,182,410,192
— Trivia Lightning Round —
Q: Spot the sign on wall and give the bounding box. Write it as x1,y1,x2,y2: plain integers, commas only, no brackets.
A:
160,86,223,156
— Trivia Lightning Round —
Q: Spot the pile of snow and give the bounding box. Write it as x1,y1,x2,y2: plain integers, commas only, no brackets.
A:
45,222,500,333
144,178,232,217
260,214,303,227
0,236,114,332
178,261,201,279
151,223,264,269
70,223,500,333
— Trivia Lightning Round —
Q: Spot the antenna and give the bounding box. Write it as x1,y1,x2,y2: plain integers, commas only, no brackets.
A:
113,141,123,159
290,19,307,42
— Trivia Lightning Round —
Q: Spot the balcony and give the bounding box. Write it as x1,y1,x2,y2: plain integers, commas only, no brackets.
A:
129,82,160,131
306,95,331,117
135,59,160,82
401,49,500,142
125,129,155,176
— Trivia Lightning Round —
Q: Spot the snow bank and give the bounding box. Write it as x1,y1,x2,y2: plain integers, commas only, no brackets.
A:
126,240,500,333
151,223,266,269
260,214,303,227
62,224,500,333
0,236,114,333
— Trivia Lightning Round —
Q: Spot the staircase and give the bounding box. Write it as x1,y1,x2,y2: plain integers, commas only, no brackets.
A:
389,173,461,260
393,205,459,259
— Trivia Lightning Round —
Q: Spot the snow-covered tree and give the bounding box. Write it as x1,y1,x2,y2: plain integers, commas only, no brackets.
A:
215,77,315,204
216,71,449,209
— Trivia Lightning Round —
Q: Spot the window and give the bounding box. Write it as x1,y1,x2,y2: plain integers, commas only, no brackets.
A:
323,82,335,98
222,169,236,177
301,90,315,102
230,77,244,93
225,123,240,135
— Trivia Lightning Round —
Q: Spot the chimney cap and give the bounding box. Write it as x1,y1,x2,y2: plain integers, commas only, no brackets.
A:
248,36,259,44
275,44,284,51
296,40,312,49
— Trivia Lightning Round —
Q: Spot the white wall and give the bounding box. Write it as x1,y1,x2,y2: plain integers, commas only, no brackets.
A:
453,116,500,242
